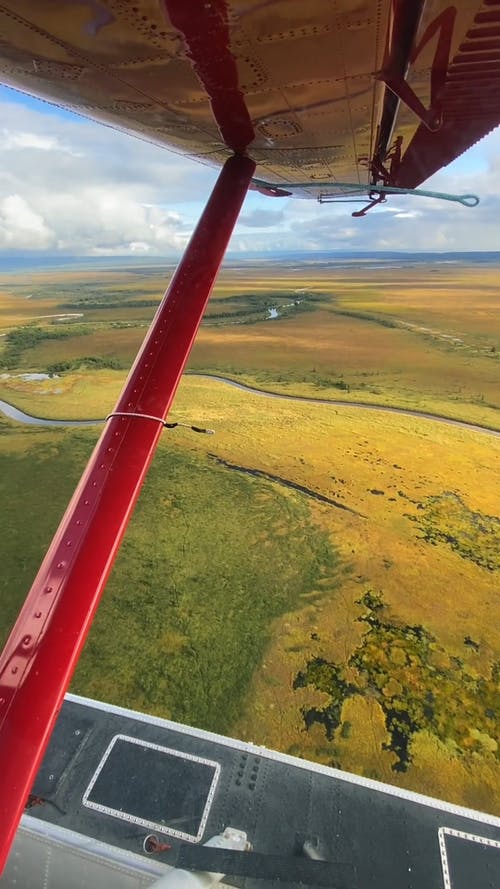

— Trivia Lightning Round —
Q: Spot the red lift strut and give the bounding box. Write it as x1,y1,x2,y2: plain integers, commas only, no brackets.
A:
0,153,255,873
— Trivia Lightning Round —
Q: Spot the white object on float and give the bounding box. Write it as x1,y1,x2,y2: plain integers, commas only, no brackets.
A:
150,827,249,888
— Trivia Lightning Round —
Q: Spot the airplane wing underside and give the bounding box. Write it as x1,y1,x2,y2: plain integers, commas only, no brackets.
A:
0,0,499,198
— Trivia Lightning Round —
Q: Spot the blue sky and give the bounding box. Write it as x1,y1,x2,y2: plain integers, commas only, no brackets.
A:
1,84,499,256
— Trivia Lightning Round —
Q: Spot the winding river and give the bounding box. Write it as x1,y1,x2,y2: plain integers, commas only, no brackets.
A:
0,399,101,426
0,373,499,438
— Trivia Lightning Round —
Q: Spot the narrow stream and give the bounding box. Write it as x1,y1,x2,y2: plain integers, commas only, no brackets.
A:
1,374,499,438
0,399,101,427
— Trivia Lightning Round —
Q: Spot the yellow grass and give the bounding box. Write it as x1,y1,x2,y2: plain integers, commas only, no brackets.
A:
169,377,499,812
0,369,124,417
1,262,499,812
1,369,498,812
1,264,499,427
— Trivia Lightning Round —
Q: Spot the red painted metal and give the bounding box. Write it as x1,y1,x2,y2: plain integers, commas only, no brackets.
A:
454,49,500,60
0,152,255,874
467,25,500,36
372,0,424,173
369,135,403,188
396,2,500,188
378,4,457,132
459,37,500,49
163,0,255,154
475,11,500,22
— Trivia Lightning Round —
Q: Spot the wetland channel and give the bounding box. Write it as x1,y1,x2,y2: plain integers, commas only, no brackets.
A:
1,374,499,437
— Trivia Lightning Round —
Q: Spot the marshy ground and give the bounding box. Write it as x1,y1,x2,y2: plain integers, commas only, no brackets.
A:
0,259,498,814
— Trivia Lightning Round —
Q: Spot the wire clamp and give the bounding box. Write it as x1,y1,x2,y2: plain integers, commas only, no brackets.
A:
105,412,214,434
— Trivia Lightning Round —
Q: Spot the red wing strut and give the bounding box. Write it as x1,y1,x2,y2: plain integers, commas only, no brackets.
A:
0,154,255,874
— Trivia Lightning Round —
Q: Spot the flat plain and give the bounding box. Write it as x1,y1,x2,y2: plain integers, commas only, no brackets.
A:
0,257,498,814
2,261,498,427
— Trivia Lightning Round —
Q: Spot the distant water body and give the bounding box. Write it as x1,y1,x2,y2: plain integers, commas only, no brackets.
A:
1,251,500,275
0,255,179,274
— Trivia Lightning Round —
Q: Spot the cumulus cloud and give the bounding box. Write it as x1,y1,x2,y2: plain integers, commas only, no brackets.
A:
2,130,77,153
0,194,55,249
0,98,218,256
265,129,500,253
0,90,499,256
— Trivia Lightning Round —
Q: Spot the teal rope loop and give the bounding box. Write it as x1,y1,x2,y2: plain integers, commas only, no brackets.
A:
252,178,479,207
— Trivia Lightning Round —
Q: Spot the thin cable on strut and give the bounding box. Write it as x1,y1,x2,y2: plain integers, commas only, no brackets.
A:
105,411,214,434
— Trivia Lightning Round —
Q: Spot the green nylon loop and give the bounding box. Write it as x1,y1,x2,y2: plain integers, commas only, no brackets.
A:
252,179,480,207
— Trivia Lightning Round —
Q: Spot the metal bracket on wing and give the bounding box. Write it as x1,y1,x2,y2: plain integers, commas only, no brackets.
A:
376,5,457,133
252,178,479,215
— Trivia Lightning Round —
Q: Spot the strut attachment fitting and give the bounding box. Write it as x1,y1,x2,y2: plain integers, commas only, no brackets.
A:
376,6,457,132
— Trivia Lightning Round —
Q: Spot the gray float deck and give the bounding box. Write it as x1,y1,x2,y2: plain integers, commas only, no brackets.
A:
8,694,500,888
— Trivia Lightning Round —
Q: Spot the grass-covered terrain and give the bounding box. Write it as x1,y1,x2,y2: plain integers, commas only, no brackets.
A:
75,444,337,732
0,422,336,734
0,423,97,640
189,271,500,429
1,262,499,428
0,260,499,814
295,590,498,773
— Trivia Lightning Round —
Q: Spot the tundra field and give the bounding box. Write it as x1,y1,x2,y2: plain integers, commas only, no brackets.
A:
0,259,499,814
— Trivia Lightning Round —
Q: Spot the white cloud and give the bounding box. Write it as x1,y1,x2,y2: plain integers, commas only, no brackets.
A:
0,194,55,249
0,98,218,256
1,130,76,153
258,130,500,253
393,211,421,219
0,92,499,255
129,241,151,253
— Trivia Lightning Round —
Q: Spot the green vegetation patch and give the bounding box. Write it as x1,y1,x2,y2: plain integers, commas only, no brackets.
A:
1,324,92,369
55,287,323,322
328,307,398,329
295,591,499,771
74,444,336,731
0,428,98,642
46,356,124,373
63,298,160,309
203,291,324,327
405,492,500,571
191,365,352,393
0,426,337,734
